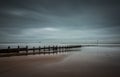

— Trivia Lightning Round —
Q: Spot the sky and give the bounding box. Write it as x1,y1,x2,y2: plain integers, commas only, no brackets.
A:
0,0,120,43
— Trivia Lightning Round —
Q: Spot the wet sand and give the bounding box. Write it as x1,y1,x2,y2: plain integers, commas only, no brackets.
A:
0,46,120,77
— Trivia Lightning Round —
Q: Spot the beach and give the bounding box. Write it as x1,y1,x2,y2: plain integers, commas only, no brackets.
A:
0,46,120,77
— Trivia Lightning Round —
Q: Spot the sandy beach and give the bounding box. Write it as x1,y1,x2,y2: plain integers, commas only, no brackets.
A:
0,46,120,77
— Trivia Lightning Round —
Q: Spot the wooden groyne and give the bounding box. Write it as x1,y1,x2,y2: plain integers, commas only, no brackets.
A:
0,45,81,57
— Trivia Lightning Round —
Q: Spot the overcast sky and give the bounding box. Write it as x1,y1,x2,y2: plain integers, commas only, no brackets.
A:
0,0,120,43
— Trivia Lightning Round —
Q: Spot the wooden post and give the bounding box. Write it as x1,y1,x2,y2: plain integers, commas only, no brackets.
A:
67,45,68,50
61,46,62,52
26,46,28,55
39,46,41,54
58,46,59,52
55,45,57,53
17,46,20,53
63,46,65,52
43,46,46,54
48,46,50,51
7,46,10,53
59,46,61,52
65,46,67,51
33,47,35,55
68,45,70,50
48,45,51,54
56,45,58,51
53,45,54,52
44,46,45,51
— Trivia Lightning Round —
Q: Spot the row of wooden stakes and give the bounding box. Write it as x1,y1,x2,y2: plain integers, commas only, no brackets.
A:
0,45,82,54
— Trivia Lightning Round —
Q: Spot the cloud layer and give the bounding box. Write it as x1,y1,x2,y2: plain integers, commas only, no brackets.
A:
0,0,120,43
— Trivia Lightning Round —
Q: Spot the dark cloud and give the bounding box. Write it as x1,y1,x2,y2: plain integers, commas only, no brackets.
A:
0,0,120,42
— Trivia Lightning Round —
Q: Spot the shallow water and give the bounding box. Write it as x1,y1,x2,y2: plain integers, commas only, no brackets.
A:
0,46,120,77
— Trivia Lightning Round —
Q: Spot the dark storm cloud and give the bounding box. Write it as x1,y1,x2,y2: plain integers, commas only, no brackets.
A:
0,0,120,42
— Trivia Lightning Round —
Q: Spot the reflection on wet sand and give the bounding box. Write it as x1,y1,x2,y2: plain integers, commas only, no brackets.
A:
0,47,120,77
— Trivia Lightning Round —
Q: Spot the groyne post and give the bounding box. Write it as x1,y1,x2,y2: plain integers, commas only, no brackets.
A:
61,46,63,52
33,47,35,55
43,46,45,51
48,46,50,51
59,46,62,52
17,46,20,53
53,45,54,52
55,45,58,53
7,46,10,53
26,46,28,55
39,46,41,54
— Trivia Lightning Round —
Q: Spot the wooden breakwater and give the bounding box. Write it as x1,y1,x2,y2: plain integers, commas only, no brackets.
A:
0,45,81,57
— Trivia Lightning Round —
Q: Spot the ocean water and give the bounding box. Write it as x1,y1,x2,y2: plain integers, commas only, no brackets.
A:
0,42,120,49
0,39,120,49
